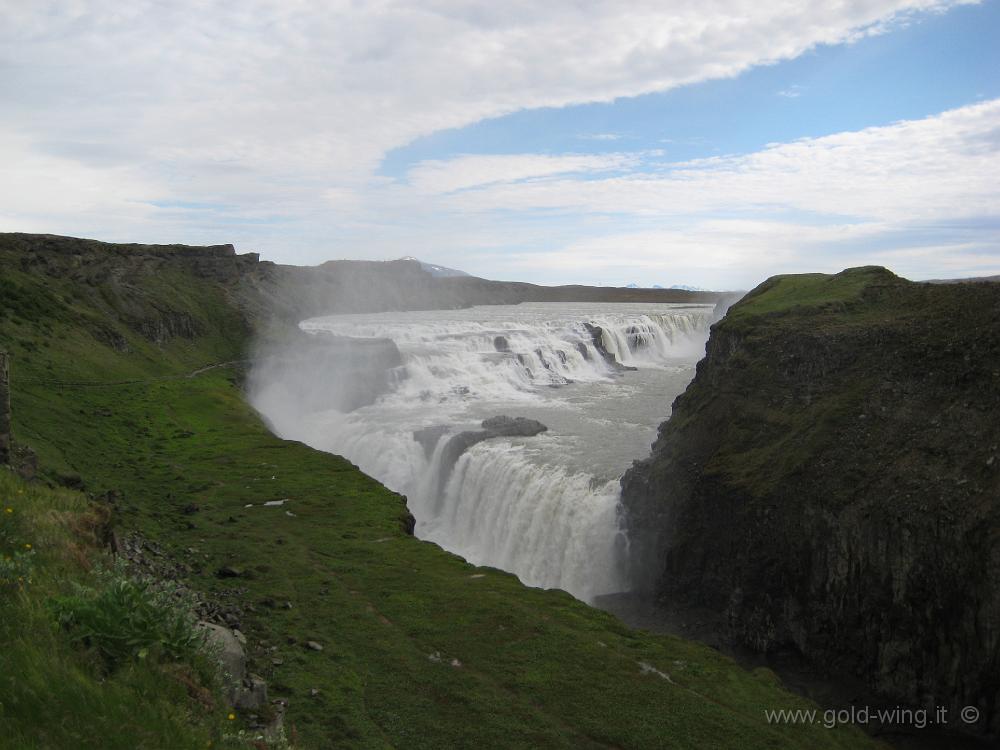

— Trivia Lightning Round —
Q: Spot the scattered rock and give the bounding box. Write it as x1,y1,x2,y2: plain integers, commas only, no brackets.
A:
305,641,324,652
216,565,243,578
13,445,38,481
197,621,246,703
182,503,200,515
235,674,268,711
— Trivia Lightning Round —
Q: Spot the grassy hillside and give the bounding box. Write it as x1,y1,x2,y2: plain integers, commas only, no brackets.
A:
0,235,876,748
0,467,239,748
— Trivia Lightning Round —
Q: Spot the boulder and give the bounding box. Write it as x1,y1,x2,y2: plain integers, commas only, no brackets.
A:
481,415,547,437
235,674,268,711
197,621,246,703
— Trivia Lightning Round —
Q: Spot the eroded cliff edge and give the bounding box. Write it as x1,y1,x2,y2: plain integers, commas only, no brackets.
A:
620,266,1000,737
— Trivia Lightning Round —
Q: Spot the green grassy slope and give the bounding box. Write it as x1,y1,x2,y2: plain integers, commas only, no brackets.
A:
0,237,877,748
0,468,237,749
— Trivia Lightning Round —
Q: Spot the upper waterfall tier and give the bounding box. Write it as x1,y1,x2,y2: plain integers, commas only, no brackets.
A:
298,303,711,406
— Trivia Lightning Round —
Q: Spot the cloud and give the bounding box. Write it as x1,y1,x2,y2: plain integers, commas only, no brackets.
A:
0,0,977,260
388,99,1000,286
407,153,643,194
430,99,1000,224
777,85,806,98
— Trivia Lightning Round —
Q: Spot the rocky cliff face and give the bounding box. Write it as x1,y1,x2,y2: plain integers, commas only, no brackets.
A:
1,233,263,345
620,267,1000,737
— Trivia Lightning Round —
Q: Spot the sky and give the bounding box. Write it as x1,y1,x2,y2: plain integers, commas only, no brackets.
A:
1,1,999,289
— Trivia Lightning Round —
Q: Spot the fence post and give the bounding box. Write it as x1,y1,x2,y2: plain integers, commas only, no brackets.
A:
0,351,10,465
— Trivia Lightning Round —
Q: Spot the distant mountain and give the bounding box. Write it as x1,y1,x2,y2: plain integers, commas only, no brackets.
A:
625,282,709,291
668,284,708,292
399,256,471,278
925,273,1000,284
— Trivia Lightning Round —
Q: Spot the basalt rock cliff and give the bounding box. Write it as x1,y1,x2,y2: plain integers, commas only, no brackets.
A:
620,266,1000,737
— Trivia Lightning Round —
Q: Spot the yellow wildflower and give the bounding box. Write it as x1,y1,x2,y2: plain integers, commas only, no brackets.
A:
24,543,32,550
4,507,12,514
227,713,235,721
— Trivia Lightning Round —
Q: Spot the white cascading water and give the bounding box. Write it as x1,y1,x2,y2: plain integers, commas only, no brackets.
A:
250,302,711,602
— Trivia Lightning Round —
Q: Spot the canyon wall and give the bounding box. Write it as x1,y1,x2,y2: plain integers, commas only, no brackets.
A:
621,267,1000,736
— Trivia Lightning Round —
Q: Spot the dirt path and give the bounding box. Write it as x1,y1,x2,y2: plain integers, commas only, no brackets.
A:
17,360,250,388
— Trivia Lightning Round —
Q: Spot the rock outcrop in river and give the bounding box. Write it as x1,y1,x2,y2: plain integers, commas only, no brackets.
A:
620,266,1000,737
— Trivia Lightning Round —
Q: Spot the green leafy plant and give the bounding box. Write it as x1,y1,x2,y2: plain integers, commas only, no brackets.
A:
49,563,204,672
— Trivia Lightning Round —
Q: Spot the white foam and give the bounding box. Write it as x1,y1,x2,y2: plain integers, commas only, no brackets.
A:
252,302,710,602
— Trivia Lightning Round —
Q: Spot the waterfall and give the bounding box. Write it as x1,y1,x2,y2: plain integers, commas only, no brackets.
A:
421,443,628,599
250,303,710,602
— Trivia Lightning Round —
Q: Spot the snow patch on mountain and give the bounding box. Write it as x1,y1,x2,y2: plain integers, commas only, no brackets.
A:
399,257,471,278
